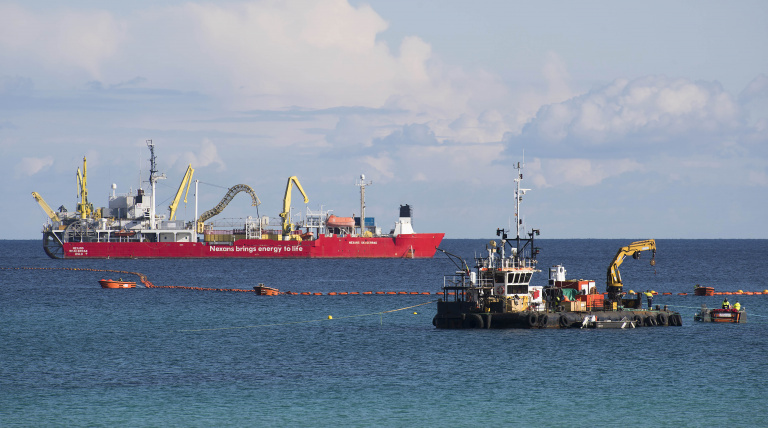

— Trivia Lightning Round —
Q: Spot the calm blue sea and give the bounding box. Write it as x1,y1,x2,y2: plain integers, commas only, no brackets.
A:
2,239,767,427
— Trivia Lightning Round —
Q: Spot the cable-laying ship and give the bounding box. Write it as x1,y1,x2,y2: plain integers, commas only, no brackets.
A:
33,141,443,259
432,161,682,329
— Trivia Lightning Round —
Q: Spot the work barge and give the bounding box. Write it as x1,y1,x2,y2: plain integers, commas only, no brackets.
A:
432,162,683,330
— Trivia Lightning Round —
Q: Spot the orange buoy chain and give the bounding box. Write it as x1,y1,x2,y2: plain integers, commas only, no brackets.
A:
4,267,768,296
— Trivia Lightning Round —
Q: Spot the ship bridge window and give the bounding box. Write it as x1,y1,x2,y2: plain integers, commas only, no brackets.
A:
523,273,532,283
507,284,529,294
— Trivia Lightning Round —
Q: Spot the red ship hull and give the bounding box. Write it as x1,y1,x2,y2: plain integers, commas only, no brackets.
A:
58,233,445,259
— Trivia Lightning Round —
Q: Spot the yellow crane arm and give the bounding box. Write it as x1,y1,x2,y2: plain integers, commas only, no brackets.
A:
32,192,60,222
76,157,92,219
606,239,656,293
168,164,194,221
280,176,309,235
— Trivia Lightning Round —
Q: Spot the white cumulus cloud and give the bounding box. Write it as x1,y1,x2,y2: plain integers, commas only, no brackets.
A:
514,75,743,147
0,4,125,80
16,156,54,177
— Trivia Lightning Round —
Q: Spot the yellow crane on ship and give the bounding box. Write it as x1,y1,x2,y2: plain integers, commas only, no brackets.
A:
280,176,308,239
606,239,656,302
31,192,60,223
76,157,94,219
168,164,194,221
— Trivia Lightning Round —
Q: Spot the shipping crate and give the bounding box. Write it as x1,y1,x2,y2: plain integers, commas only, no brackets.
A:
568,301,586,312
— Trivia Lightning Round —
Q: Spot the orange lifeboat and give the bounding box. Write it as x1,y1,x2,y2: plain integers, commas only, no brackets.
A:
99,279,137,288
327,215,355,228
253,284,279,295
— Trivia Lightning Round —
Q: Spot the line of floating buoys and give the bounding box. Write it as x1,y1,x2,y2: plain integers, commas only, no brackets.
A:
5,268,768,296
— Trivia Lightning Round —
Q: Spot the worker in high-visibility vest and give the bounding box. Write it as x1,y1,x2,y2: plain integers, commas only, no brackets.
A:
722,297,730,309
644,290,653,310
734,301,741,311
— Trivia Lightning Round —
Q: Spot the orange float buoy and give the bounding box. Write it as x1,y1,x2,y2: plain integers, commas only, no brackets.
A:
375,291,385,295
363,291,372,295
678,293,687,295
328,292,337,296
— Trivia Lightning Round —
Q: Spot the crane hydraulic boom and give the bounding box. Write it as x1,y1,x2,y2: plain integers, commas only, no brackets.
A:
168,164,194,221
606,239,656,301
32,192,60,222
76,157,93,219
280,176,308,237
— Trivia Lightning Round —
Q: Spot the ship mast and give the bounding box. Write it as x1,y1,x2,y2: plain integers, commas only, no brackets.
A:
146,140,166,230
503,159,538,265
513,161,530,240
356,174,372,235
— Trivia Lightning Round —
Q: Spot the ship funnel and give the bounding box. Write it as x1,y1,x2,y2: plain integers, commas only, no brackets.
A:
399,204,412,218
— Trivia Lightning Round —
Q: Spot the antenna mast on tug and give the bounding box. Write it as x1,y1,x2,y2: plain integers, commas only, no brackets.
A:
498,159,539,265
514,161,530,241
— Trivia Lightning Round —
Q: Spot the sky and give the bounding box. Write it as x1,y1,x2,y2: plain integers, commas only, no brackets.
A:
2,0,767,239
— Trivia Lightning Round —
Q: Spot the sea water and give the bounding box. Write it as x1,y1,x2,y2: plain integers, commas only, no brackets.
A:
2,239,767,427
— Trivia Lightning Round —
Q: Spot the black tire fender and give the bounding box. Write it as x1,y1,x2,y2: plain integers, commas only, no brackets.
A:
483,313,492,329
633,315,643,327
559,315,569,328
527,312,539,327
670,314,682,326
539,314,549,327
657,313,668,326
464,313,484,329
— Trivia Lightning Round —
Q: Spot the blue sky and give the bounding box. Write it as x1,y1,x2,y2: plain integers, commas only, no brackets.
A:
2,0,767,239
